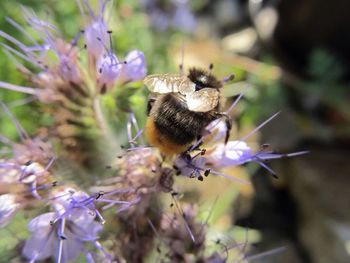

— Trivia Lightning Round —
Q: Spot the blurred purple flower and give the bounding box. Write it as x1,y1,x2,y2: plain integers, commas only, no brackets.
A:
204,118,228,146
78,0,110,60
22,8,81,84
141,0,196,32
119,50,147,83
0,194,20,228
206,140,253,167
22,212,103,262
0,103,55,198
205,140,307,177
84,21,108,61
97,52,123,91
0,160,54,200
96,49,146,92
174,153,209,181
22,187,107,262
171,0,196,33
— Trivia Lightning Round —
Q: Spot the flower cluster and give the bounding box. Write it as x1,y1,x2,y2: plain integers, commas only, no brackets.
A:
0,105,140,262
0,1,146,98
0,0,147,167
0,104,56,227
159,202,207,261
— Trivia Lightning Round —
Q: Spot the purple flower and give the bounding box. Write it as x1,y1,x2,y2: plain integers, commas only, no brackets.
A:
0,151,53,200
22,187,107,262
96,49,146,91
0,194,20,228
204,119,229,146
79,0,110,60
97,52,123,91
16,8,81,84
49,187,106,225
141,0,196,32
22,212,103,262
119,50,147,83
174,153,209,181
206,140,307,177
54,40,82,84
85,20,109,60
206,140,253,167
19,162,47,183
171,0,196,33
207,140,308,168
0,162,20,184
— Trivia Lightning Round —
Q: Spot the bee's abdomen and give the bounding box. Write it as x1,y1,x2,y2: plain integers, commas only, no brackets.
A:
151,94,215,145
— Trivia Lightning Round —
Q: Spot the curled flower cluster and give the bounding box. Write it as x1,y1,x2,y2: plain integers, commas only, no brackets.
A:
159,202,207,261
0,105,55,223
0,1,146,98
0,0,147,167
0,105,140,262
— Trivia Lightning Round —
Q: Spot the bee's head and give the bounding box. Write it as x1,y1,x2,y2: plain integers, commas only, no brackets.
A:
188,68,222,91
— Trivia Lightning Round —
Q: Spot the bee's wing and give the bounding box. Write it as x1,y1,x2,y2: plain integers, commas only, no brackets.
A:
186,88,220,112
144,74,195,94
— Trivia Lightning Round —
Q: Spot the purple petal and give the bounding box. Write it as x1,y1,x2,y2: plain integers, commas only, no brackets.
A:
28,212,55,232
56,230,85,262
119,50,147,83
0,194,19,228
23,213,56,261
85,19,109,59
207,140,253,167
97,52,122,89
172,1,196,33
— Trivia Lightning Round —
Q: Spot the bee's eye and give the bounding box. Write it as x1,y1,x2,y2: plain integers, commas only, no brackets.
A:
195,83,204,91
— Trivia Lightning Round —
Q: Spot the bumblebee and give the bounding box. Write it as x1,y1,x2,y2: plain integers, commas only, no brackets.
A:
144,67,232,155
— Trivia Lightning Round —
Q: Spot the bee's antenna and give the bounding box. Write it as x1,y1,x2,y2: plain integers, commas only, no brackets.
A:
179,63,183,74
179,40,185,74
209,63,214,73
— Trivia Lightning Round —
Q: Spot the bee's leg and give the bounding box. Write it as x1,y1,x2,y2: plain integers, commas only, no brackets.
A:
183,137,204,155
224,116,232,144
193,137,204,151
147,97,156,115
215,112,232,144
184,142,200,154
209,63,214,73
